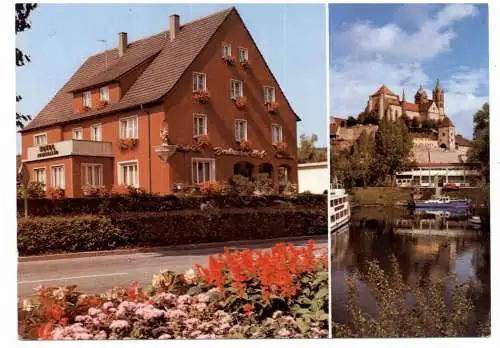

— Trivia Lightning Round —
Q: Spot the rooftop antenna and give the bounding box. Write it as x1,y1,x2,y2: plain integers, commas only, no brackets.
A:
97,39,108,70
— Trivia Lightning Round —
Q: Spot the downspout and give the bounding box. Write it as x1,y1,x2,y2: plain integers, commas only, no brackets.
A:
141,104,152,194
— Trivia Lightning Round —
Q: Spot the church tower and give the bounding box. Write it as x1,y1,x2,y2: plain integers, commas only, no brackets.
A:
414,85,428,105
432,79,445,116
438,116,455,150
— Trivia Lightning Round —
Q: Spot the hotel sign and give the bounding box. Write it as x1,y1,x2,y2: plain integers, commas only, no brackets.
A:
37,144,59,158
213,147,266,159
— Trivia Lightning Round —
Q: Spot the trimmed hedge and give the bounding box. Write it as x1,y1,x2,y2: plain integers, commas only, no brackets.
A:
17,194,326,217
17,207,327,256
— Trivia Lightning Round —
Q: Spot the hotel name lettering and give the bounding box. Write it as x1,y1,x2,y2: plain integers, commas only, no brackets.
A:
37,144,59,158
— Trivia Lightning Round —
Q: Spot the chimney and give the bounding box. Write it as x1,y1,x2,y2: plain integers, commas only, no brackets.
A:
118,32,128,57
170,14,180,41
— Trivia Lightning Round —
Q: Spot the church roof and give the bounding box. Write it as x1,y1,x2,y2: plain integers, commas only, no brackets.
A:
438,116,454,128
455,134,472,147
402,101,419,112
415,86,428,98
370,84,398,97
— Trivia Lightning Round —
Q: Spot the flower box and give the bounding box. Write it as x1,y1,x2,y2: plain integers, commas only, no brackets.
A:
266,102,280,114
234,96,247,109
97,100,108,109
240,60,251,70
274,141,288,153
222,55,236,66
46,187,65,199
119,138,138,150
195,134,210,148
238,140,251,152
192,90,210,104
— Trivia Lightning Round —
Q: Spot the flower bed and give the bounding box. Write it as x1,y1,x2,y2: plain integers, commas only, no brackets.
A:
17,207,327,256
18,242,328,339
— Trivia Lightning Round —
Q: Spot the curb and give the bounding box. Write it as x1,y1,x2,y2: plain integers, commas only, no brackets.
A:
18,234,328,263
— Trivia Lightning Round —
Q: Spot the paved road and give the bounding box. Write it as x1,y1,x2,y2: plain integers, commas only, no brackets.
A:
18,236,327,298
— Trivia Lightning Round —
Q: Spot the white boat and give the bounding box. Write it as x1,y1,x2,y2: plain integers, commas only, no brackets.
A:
330,181,351,232
468,216,482,225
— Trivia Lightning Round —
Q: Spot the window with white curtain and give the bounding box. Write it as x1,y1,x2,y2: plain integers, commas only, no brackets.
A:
235,119,247,142
119,116,138,138
118,161,139,187
51,166,65,189
91,123,102,141
193,114,207,137
82,164,103,186
272,124,283,145
192,159,215,184
231,80,243,99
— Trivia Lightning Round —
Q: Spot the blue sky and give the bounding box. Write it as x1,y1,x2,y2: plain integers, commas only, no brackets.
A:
16,3,326,153
329,3,489,138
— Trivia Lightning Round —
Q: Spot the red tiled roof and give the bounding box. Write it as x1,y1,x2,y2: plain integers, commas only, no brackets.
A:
370,84,398,97
439,116,454,128
455,134,472,147
23,8,300,132
402,101,419,112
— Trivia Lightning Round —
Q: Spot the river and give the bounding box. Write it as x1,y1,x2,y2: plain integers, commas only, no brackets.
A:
330,206,490,337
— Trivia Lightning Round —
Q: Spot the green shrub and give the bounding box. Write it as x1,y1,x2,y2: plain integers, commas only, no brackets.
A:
17,182,45,199
17,215,135,256
333,256,489,338
17,208,327,256
230,175,255,195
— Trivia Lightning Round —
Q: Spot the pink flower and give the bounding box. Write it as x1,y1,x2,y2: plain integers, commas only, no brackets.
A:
94,331,107,340
277,328,291,337
88,307,100,316
196,293,210,303
177,294,192,305
194,303,207,312
109,320,129,330
102,301,114,311
74,333,93,340
159,334,172,339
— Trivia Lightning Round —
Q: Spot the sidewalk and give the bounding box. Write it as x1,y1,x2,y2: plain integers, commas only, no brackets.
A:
18,234,328,263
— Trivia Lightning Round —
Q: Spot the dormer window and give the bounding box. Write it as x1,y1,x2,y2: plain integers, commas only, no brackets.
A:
83,91,92,108
100,87,109,103
34,133,47,146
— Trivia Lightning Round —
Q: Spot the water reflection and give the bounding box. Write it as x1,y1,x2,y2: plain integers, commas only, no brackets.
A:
331,207,490,335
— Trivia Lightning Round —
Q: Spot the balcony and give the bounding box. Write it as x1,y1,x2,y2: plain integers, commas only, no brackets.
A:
26,139,114,162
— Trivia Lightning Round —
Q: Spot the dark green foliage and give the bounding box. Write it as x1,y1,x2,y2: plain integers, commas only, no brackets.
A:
297,134,327,164
17,193,326,217
16,3,38,129
346,116,358,127
17,182,45,199
468,103,489,182
333,256,489,337
17,208,327,256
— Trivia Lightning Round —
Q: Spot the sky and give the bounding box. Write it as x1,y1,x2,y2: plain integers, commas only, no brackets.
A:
16,3,327,154
329,3,489,139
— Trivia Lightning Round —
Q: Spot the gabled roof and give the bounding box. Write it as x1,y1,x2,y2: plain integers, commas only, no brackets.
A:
402,101,419,112
23,7,299,132
370,84,398,97
455,134,472,147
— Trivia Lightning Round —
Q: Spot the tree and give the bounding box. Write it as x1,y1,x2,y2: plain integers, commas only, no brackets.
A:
16,3,38,129
468,103,489,182
297,133,327,164
351,130,375,187
346,116,358,127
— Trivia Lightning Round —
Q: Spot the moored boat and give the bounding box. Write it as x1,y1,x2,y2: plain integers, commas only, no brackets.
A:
409,196,470,209
330,181,351,233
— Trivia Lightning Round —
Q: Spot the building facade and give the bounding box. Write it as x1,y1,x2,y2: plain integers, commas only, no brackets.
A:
366,80,446,122
20,8,299,197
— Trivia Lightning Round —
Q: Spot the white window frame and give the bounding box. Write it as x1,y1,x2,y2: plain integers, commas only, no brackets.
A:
239,47,248,62
230,79,243,100
33,133,48,146
272,124,283,145
99,87,109,102
264,86,276,104
33,167,46,187
193,114,207,138
117,160,139,188
192,72,207,92
83,91,92,108
72,127,83,140
192,158,216,184
81,163,104,187
234,119,247,142
90,123,102,141
119,116,138,139
222,43,232,58
50,165,65,189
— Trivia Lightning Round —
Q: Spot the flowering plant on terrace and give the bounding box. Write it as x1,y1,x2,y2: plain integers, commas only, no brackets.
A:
18,241,328,340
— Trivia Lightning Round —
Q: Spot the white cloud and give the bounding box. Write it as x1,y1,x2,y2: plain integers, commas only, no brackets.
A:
335,4,477,62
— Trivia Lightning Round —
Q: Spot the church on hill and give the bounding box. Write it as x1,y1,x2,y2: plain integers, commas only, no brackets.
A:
366,80,445,122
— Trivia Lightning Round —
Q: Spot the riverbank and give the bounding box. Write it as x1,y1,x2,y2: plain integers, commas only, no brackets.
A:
350,186,489,209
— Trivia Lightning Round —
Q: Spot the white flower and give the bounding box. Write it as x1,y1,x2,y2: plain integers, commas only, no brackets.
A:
52,287,66,300
277,328,291,337
159,334,172,339
184,269,197,284
196,293,210,303
109,320,129,330
22,299,33,312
